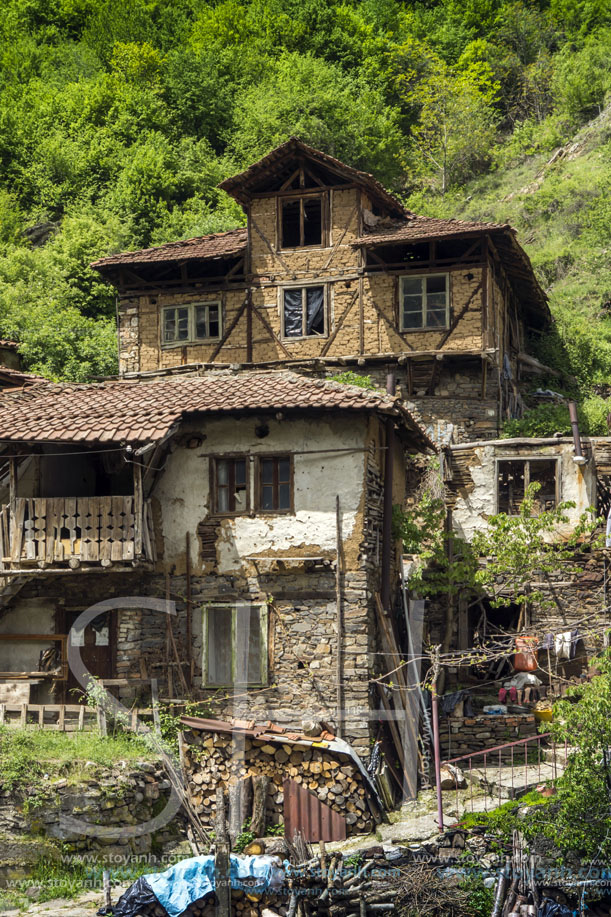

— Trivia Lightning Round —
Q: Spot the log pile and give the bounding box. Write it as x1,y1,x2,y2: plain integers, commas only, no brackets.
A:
181,728,375,836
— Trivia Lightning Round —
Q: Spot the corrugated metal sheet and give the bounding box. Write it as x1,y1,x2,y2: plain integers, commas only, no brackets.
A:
283,779,346,843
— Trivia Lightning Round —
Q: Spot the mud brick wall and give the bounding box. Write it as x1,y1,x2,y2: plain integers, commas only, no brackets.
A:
440,714,539,760
182,726,375,836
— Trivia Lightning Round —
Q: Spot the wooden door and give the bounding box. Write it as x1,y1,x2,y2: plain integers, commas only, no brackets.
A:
62,609,115,704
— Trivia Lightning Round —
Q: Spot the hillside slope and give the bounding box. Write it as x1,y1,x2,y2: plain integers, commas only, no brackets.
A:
406,104,611,434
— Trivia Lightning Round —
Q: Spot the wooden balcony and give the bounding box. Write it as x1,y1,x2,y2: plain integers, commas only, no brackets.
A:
0,496,155,571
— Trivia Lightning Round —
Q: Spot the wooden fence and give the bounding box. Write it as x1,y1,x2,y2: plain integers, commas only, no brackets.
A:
0,496,155,570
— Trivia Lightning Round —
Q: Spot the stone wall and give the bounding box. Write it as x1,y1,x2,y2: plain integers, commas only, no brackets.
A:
181,724,376,837
439,714,539,760
0,760,184,866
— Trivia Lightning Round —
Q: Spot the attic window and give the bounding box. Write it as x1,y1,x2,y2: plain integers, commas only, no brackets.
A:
280,195,323,248
400,274,449,330
497,459,558,514
282,286,326,338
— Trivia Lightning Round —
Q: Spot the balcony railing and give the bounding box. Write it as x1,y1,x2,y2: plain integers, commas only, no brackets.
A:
0,496,155,571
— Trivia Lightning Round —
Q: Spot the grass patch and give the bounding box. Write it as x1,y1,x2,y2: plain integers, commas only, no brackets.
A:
0,726,157,793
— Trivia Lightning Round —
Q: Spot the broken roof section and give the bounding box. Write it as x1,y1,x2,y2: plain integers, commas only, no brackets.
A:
91,227,247,273
0,369,433,450
219,136,410,217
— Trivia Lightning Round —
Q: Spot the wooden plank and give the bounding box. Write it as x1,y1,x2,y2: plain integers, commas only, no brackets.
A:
0,703,5,724
122,496,135,561
100,496,112,564
20,703,27,727
133,465,143,558
54,498,65,562
151,678,161,734
88,498,100,562
34,498,46,562
38,706,44,727
11,499,26,563
58,706,65,731
65,497,78,558
24,500,35,560
110,497,125,562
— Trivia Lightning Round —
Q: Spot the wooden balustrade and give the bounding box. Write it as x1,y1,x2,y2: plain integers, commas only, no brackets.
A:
0,496,155,570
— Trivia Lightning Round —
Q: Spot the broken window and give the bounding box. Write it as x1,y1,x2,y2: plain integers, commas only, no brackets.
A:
400,274,449,330
280,195,323,248
213,457,248,514
497,459,558,514
258,456,292,511
283,286,325,338
162,302,221,346
203,603,268,686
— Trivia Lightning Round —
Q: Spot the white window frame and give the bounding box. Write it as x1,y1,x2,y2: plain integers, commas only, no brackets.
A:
161,301,222,348
279,283,328,340
399,273,450,331
202,603,268,687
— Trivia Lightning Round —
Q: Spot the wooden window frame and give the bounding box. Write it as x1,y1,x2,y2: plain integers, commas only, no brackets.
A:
202,602,268,687
399,273,450,332
280,283,328,340
255,454,294,514
495,457,560,515
210,454,250,516
161,301,222,349
278,192,328,250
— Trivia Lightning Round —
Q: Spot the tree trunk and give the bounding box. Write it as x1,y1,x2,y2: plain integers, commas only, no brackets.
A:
228,777,252,844
251,774,269,838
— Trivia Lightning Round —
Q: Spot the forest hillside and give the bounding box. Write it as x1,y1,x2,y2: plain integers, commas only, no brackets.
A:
1,0,610,432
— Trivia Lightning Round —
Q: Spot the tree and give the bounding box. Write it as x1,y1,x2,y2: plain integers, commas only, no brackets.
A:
406,59,500,192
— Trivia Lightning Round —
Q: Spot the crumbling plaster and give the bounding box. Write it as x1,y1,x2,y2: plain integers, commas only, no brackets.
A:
450,439,597,541
153,414,370,574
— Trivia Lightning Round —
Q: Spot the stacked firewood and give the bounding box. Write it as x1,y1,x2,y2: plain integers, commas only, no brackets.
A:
182,730,374,835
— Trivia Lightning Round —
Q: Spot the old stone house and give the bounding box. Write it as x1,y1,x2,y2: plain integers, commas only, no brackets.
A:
0,370,430,773
92,137,552,446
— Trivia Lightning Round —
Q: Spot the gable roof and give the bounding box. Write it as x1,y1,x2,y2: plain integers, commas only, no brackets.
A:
91,227,247,273
0,370,433,451
219,137,409,218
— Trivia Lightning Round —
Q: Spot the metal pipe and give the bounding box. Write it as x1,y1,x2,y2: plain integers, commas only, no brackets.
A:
432,688,444,831
568,400,584,459
381,373,395,612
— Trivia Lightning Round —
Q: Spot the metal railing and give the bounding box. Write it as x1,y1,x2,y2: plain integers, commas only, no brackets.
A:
439,731,569,828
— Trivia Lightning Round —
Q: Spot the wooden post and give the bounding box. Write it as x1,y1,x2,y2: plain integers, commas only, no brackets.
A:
431,646,443,832
103,870,112,911
186,532,193,686
251,774,269,838
228,777,252,845
133,461,143,557
97,706,107,737
215,787,231,917
151,678,161,734
335,495,344,739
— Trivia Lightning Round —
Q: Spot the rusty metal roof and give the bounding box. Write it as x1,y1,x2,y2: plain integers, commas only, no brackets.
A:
180,715,336,747
0,369,433,449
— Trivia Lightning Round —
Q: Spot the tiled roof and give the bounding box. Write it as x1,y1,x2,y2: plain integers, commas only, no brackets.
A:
91,228,247,271
0,340,19,349
181,715,336,745
219,137,410,218
0,365,47,388
356,216,511,245
0,370,432,449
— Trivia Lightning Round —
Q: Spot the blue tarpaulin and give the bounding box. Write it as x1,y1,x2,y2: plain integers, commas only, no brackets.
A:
145,855,285,917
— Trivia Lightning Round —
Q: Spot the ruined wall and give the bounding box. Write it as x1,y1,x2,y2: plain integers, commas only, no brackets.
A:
448,439,597,541
181,725,375,836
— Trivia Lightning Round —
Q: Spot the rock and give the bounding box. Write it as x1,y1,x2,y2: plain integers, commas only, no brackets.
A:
439,764,467,790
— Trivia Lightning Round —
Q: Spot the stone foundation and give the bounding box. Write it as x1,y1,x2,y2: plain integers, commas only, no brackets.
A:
440,714,539,760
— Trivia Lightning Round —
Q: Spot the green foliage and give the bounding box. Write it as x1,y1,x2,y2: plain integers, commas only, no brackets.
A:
233,818,256,853
0,726,155,794
0,0,608,378
544,649,611,858
457,875,495,917
329,371,377,389
503,396,611,438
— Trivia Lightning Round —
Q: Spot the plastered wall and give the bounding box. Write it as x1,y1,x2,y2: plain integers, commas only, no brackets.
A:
449,440,597,541
152,413,372,574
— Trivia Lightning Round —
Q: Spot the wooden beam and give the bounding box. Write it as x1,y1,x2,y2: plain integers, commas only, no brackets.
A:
251,301,293,358
436,282,483,350
320,289,358,357
208,294,249,361
250,216,291,272
323,204,358,271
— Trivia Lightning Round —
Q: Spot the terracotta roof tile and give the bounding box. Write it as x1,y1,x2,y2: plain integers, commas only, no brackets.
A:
91,227,247,271
0,369,432,450
355,215,511,246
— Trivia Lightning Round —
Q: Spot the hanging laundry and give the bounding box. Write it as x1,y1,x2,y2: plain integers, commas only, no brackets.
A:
541,633,554,650
606,506,611,548
514,636,539,672
555,631,572,661
570,628,580,659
